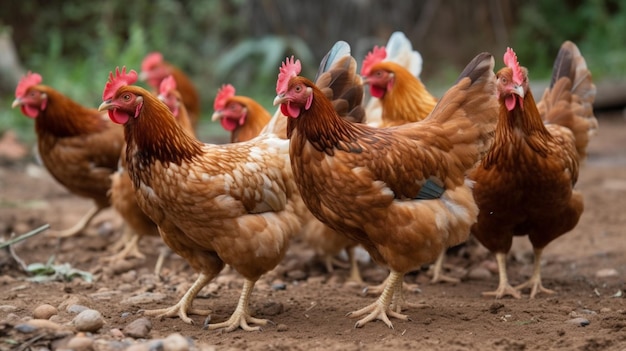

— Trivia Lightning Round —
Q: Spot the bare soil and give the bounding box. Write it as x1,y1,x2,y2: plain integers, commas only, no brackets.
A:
1,113,625,351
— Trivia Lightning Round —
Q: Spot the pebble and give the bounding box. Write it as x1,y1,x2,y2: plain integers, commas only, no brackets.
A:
33,304,58,319
259,301,284,316
112,260,137,274
72,309,105,332
467,267,492,280
595,268,619,278
0,305,18,313
271,280,287,290
16,318,65,332
89,289,122,301
566,317,590,327
67,304,90,314
120,271,137,284
110,328,125,339
66,334,94,351
163,333,191,351
286,269,307,280
600,307,612,313
276,324,289,332
123,317,152,338
121,292,167,305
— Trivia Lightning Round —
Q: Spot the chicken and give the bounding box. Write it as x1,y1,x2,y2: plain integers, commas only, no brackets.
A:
98,67,307,332
361,36,437,128
11,72,124,238
362,33,461,285
293,41,367,283
106,75,194,274
362,31,425,127
274,52,499,328
211,84,271,143
139,52,201,129
470,43,597,299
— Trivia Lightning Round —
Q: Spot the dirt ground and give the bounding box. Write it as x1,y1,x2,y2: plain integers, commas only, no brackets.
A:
1,112,625,351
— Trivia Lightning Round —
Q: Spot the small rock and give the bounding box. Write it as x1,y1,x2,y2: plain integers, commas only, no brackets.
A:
125,343,152,351
0,305,18,313
72,309,105,332
112,260,137,274
33,304,58,319
276,324,288,332
163,333,191,351
467,267,492,280
121,292,167,305
67,334,94,351
600,307,612,313
67,304,90,314
89,289,122,301
489,302,505,314
110,328,125,339
306,276,326,285
271,280,287,290
259,301,284,316
123,317,152,339
595,268,619,278
16,319,64,332
120,271,137,284
566,317,590,327
286,270,307,281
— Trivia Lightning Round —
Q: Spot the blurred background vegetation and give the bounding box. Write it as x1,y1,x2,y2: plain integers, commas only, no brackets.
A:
1,0,625,143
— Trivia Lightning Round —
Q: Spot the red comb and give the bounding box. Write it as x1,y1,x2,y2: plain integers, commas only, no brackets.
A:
361,46,387,76
214,84,235,110
102,66,138,101
276,56,301,94
15,71,42,98
141,52,163,72
159,75,177,96
504,47,523,85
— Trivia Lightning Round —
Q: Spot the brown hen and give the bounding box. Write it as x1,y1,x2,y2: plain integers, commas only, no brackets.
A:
470,42,597,299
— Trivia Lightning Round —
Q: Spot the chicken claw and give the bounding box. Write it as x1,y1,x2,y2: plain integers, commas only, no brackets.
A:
207,279,268,332
429,251,461,284
482,253,522,299
514,248,556,299
348,271,409,329
143,272,212,324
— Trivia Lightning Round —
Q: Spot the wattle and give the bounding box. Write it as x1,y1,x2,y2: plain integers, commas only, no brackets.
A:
109,109,130,124
281,102,301,118
370,85,385,98
505,95,517,111
21,105,39,118
220,117,238,131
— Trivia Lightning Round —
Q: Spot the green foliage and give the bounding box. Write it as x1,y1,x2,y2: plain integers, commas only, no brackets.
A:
512,0,626,80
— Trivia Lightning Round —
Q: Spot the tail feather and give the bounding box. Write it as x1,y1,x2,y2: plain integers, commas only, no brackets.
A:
385,31,423,78
263,41,365,137
538,40,598,160
414,52,498,172
314,41,366,124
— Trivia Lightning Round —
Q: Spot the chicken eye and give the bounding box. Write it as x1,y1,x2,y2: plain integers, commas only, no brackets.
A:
123,94,131,101
500,77,507,84
295,85,302,92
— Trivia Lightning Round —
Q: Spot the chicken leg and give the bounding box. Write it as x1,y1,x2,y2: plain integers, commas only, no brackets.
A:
102,227,145,264
348,270,409,329
514,248,555,299
346,247,363,284
48,205,102,238
429,251,461,284
207,278,268,332
143,272,213,324
482,252,521,299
